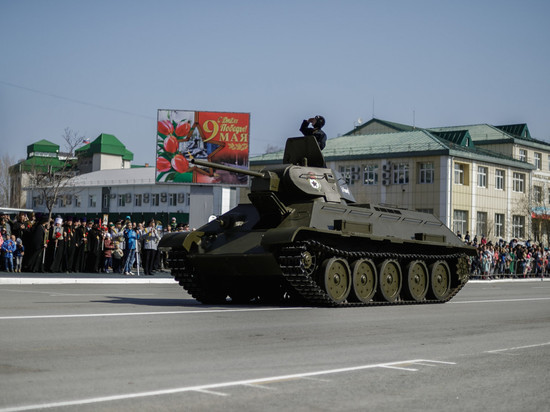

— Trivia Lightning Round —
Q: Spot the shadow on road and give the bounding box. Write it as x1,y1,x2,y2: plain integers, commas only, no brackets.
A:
91,296,202,307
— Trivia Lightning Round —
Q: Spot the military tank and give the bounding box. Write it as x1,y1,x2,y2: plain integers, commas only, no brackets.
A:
159,135,476,307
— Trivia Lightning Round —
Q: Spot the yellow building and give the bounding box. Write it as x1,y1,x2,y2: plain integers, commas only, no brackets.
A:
251,118,550,244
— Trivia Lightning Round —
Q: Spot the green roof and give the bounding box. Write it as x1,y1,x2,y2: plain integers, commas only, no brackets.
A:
431,130,475,148
75,133,134,161
251,130,533,170
495,123,531,139
27,139,59,156
10,156,68,174
343,118,416,136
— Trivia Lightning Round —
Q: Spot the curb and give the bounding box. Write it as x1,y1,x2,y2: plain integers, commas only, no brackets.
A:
0,277,175,285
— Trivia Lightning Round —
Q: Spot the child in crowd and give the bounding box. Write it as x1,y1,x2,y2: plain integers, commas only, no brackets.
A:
2,235,17,272
13,238,24,272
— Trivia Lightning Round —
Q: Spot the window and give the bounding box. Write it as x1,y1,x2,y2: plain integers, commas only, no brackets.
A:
169,193,177,206
363,164,378,185
419,162,434,184
477,166,488,188
118,194,126,207
102,194,110,209
152,193,160,206
339,165,360,185
512,215,525,238
75,195,81,208
495,169,505,190
519,149,527,162
453,210,468,235
495,213,504,238
416,208,434,214
534,152,542,169
454,163,465,185
512,173,525,193
135,194,142,207
476,212,487,236
534,186,542,203
393,163,409,184
89,195,97,208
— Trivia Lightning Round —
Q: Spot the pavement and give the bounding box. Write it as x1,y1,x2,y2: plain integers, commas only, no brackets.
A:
0,269,175,284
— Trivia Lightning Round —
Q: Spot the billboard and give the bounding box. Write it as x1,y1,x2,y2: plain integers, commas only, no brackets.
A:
156,110,250,185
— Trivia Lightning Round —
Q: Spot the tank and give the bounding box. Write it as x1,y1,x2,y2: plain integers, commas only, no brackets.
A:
158,135,476,307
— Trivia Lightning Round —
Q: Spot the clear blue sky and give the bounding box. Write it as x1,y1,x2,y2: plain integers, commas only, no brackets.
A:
1,0,549,165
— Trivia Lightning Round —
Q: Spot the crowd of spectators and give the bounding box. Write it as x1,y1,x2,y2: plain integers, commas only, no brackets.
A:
458,230,549,279
0,212,190,275
1,210,549,280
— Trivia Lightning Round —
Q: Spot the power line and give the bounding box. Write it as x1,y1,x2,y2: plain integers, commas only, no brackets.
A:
0,80,155,121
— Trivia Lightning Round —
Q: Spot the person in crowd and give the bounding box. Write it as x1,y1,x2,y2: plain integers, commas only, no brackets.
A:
63,217,76,272
13,238,24,273
123,221,139,275
48,217,66,272
142,219,160,276
26,216,49,272
102,231,114,273
1,234,16,272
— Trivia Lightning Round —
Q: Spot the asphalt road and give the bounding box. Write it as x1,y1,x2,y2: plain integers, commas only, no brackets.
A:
0,281,549,412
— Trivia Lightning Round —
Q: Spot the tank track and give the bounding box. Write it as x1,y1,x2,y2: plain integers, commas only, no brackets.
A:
167,239,470,307
277,240,469,307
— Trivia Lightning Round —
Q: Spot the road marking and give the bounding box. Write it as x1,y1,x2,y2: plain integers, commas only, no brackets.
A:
0,359,452,411
0,307,310,321
0,288,157,297
379,365,418,371
451,297,550,304
192,389,228,397
485,342,550,353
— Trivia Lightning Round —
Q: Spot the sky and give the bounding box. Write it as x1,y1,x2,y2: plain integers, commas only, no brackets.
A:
1,0,550,165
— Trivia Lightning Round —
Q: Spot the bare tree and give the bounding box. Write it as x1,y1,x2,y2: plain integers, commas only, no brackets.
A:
0,153,15,207
265,144,283,154
25,128,87,221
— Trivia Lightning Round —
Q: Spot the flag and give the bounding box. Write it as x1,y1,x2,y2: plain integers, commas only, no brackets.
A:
83,139,90,144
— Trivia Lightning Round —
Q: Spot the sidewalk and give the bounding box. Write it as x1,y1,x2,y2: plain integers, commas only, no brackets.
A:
0,270,175,285
0,272,544,285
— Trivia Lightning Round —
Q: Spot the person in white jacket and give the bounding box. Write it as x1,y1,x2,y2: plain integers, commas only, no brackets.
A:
142,219,160,276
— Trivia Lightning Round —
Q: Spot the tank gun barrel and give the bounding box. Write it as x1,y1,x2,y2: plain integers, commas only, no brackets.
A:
190,158,264,178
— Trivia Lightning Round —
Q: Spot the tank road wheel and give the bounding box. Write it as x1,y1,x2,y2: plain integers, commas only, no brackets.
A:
375,260,402,302
349,259,377,303
322,258,351,304
428,260,451,300
402,260,429,302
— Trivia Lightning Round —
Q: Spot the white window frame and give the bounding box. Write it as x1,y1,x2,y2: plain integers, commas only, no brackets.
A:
363,164,378,185
477,166,488,188
495,169,505,190
393,163,409,184
419,162,434,184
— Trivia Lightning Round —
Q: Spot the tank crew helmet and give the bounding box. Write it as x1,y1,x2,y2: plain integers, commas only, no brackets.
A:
314,115,325,129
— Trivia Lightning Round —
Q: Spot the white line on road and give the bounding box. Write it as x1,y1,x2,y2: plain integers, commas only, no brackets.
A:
0,307,311,320
485,342,550,353
451,297,550,304
0,359,451,412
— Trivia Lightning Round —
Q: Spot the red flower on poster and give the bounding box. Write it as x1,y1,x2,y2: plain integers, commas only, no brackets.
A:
156,110,250,186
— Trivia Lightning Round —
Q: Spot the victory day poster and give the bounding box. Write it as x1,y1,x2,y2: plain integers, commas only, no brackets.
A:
156,110,250,186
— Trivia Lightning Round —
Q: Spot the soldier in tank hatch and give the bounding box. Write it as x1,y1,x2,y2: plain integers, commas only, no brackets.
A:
300,115,327,150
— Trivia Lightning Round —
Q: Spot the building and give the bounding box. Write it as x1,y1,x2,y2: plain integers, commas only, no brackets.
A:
10,133,238,226
250,118,550,244
9,139,67,209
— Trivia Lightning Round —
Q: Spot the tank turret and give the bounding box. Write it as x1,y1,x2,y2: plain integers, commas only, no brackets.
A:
159,135,475,306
